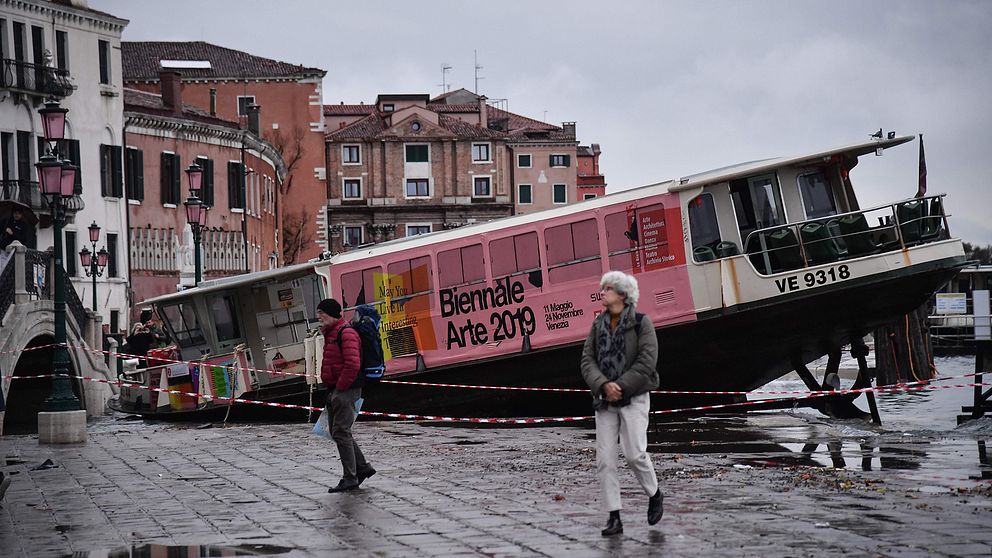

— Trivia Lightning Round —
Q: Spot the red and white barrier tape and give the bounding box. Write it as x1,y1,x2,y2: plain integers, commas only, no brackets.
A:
48,343,992,397
4,372,991,424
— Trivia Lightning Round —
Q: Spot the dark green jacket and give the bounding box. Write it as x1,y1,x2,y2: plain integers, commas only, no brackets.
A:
580,307,659,399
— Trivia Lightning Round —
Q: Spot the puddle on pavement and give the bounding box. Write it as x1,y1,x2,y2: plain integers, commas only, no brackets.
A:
63,543,295,557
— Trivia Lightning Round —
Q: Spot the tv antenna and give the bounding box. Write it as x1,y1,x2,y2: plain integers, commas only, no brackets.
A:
474,50,484,94
439,63,452,93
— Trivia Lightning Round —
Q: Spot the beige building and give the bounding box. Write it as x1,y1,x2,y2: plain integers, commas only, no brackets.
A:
324,89,588,250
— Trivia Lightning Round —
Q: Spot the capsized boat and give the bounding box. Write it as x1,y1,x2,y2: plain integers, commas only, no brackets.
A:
108,135,967,419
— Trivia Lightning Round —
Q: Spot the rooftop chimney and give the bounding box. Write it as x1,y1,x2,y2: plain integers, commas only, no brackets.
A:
247,103,261,135
478,95,488,128
562,122,576,139
209,88,217,116
159,70,182,114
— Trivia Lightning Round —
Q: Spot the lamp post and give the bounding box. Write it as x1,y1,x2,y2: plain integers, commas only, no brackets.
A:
79,221,108,312
183,163,204,285
36,98,81,413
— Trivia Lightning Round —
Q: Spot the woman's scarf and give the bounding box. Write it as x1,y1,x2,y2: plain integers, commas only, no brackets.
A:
597,304,634,381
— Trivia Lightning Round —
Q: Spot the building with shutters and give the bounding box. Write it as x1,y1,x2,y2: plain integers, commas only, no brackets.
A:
323,89,600,251
123,72,285,317
121,41,326,264
0,0,131,333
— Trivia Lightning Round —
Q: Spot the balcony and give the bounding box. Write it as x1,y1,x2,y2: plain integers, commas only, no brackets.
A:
0,179,85,218
1,59,74,99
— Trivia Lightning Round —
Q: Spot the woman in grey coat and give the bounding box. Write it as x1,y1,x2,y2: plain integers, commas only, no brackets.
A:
581,271,664,536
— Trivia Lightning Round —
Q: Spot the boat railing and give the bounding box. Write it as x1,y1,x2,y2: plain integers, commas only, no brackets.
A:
736,194,949,275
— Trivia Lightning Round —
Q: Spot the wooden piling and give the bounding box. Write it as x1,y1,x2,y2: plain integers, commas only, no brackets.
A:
873,302,937,385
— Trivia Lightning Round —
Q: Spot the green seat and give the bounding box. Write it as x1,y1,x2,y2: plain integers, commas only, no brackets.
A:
693,246,716,262
800,222,840,265
921,197,944,240
714,241,740,258
837,214,880,256
765,228,803,272
897,200,924,245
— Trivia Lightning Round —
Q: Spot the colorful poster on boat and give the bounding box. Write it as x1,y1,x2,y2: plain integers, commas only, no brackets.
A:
374,266,438,361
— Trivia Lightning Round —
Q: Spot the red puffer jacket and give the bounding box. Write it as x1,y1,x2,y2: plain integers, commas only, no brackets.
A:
321,318,361,391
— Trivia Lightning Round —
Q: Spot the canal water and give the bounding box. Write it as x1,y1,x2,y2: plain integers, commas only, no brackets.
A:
647,356,991,492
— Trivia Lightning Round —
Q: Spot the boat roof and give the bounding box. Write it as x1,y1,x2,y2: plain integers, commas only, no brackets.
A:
670,135,914,191
139,260,322,306
138,134,919,304
325,135,918,265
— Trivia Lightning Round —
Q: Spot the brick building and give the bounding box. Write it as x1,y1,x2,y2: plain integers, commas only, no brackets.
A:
120,41,326,264
123,73,285,315
324,89,598,250
577,144,606,200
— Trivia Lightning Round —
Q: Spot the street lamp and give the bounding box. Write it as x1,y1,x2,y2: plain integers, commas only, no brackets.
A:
35,97,81,412
184,194,204,285
185,162,202,198
79,221,108,312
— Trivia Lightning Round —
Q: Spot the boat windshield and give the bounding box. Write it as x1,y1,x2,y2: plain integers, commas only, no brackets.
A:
159,302,205,348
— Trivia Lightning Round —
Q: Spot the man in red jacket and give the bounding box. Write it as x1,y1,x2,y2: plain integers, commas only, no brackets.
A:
317,298,376,492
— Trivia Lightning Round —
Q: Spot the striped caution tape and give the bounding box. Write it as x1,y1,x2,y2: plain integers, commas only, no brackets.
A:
4,371,991,424
19,342,992,398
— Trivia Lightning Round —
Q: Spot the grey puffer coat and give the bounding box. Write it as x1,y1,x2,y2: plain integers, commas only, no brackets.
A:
580,306,659,401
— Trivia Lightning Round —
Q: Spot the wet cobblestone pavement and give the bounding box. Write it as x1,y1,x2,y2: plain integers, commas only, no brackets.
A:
1,413,991,557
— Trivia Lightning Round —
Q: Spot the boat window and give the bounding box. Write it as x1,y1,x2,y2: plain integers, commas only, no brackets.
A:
386,255,434,301
253,275,321,350
437,244,485,288
160,302,205,347
546,218,601,284
798,172,837,219
731,174,785,244
489,231,542,289
604,203,669,271
688,193,721,261
208,294,241,343
340,265,383,309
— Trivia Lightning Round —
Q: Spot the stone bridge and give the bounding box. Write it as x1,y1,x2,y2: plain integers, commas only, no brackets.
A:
1,242,117,434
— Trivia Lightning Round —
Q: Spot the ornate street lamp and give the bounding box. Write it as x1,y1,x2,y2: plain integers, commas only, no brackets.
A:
184,194,204,285
36,101,81,412
185,162,203,198
79,221,108,312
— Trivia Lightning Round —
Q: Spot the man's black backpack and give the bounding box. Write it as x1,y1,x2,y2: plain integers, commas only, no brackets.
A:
336,304,386,381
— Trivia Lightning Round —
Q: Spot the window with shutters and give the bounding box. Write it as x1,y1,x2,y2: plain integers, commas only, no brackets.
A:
553,184,567,204
227,161,245,209
100,144,123,198
160,152,180,205
545,218,601,284
196,156,214,207
550,154,570,168
125,148,144,201
98,39,110,84
107,233,119,277
65,231,77,276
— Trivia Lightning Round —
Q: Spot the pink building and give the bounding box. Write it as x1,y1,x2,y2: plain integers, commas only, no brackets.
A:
124,73,285,317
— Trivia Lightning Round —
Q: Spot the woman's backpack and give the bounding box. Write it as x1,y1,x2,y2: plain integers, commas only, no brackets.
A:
336,304,386,380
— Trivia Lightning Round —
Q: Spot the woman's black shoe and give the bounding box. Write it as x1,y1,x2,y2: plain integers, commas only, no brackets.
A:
648,489,664,525
601,513,623,536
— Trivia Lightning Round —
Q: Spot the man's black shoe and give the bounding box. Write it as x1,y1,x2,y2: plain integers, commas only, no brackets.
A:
327,479,359,493
601,513,623,536
356,466,376,486
648,489,664,525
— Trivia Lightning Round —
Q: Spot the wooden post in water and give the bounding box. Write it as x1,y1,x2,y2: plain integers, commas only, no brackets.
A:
873,302,937,385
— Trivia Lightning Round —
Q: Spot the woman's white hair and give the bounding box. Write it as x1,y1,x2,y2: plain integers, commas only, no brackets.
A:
600,271,639,306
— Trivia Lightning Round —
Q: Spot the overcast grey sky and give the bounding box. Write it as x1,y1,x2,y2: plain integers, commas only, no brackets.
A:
93,0,992,244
